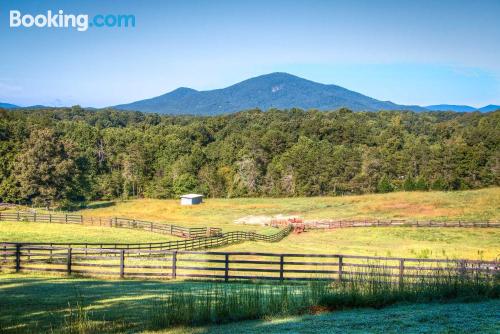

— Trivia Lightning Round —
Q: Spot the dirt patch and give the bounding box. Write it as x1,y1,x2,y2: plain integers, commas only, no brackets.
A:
234,214,300,226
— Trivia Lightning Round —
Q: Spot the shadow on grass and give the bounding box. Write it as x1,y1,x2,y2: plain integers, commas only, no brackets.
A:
0,274,498,334
0,275,291,333
195,300,500,334
84,201,116,210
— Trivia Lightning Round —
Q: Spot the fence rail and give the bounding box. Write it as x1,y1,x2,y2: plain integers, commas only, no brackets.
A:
0,225,292,251
1,243,497,283
271,219,500,230
0,212,222,238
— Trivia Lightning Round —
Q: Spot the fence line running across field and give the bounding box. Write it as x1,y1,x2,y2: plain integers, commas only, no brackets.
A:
271,219,500,230
0,212,223,238
0,243,497,283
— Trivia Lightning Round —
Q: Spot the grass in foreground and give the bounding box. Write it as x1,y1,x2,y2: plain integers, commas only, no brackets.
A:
165,300,500,334
0,272,497,333
0,222,180,244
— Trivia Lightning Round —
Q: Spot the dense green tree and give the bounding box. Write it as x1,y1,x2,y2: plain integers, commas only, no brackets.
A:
0,107,498,207
12,128,83,208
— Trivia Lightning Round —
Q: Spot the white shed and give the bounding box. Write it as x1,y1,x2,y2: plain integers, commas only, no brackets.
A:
180,194,204,205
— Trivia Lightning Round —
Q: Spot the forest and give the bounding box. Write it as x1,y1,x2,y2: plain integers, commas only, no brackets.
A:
0,107,498,208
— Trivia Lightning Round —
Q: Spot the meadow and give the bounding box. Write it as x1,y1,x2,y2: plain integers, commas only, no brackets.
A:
0,222,179,244
3,188,496,259
0,273,497,333
75,188,500,232
1,188,499,333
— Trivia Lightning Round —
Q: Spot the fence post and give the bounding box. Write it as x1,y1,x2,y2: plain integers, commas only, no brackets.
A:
33,211,36,222
338,256,343,282
15,244,21,272
17,211,20,221
65,214,68,223
171,251,177,279
399,259,404,286
49,214,52,223
120,250,125,278
225,254,230,282
280,255,284,281
150,222,153,232
67,248,72,275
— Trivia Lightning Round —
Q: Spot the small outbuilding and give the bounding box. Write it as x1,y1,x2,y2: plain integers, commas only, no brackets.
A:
180,194,204,205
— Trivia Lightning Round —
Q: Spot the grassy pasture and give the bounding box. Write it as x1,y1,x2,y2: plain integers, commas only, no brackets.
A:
174,300,500,334
220,227,500,260
74,188,500,233
0,273,497,333
0,222,180,244
1,188,498,259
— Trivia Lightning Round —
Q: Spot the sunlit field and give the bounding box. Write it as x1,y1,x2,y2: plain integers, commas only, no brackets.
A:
0,221,179,244
219,227,500,260
74,188,500,233
1,189,499,333
0,274,498,334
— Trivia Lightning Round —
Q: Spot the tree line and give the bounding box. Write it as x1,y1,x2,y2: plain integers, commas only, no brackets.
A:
0,106,498,208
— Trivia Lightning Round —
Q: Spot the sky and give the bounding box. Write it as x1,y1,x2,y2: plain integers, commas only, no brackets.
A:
0,0,499,108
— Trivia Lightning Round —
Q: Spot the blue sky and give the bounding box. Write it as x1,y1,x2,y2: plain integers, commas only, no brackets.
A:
0,0,499,108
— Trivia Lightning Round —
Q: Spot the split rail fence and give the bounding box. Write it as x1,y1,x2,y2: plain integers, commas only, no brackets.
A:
0,243,497,283
272,219,500,230
0,212,222,238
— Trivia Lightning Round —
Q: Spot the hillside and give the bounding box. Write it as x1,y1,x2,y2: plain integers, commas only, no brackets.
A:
114,72,427,114
0,102,19,109
426,104,500,112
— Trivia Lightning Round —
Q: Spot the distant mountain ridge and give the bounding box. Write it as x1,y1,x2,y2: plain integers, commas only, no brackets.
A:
425,104,500,112
0,102,19,109
114,72,430,115
2,73,499,114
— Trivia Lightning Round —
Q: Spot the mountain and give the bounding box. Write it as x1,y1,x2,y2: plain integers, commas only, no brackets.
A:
425,104,477,112
478,105,500,112
0,102,19,109
114,72,428,115
425,104,500,112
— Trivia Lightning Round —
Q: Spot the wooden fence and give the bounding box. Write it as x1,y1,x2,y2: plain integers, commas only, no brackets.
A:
0,212,222,238
0,225,292,252
271,219,500,230
1,243,497,283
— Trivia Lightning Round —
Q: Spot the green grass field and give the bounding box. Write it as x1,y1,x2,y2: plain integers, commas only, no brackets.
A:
74,188,500,232
0,274,498,334
176,300,500,334
0,222,179,244
1,188,499,259
1,189,499,333
220,227,500,260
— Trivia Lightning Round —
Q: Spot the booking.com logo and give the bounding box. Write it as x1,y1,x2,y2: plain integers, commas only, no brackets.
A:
9,10,135,32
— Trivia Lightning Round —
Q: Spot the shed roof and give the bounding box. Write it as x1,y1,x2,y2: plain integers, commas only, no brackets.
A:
180,194,204,199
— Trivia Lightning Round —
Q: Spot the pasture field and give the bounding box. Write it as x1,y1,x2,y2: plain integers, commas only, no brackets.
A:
0,273,498,334
220,227,500,260
176,300,500,334
1,189,499,333
0,221,180,244
74,188,500,232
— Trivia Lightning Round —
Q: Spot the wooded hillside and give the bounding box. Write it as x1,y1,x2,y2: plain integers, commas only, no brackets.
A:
0,107,498,207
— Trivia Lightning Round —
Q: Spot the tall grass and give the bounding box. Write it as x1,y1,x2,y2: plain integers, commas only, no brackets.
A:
146,270,499,330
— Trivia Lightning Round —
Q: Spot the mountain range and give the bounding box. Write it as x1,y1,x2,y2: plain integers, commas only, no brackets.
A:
425,104,500,112
114,72,429,114
2,73,498,114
